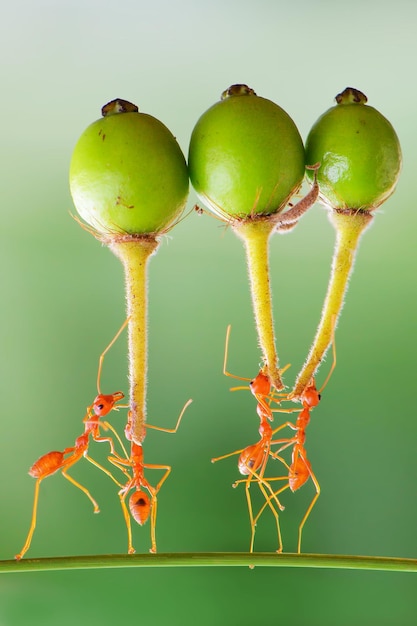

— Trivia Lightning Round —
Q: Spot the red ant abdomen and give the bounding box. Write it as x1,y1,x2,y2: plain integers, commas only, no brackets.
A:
29,451,65,478
129,490,151,526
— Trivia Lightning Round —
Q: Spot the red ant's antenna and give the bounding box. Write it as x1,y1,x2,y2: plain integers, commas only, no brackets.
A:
89,317,131,419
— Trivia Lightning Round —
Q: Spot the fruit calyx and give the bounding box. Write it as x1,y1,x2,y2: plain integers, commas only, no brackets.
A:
335,87,368,105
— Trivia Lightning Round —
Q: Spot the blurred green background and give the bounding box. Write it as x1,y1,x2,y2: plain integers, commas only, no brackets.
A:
1,0,416,624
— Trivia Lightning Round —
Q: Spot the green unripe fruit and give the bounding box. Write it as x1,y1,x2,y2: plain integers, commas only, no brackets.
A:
305,88,402,211
188,84,305,220
70,99,189,237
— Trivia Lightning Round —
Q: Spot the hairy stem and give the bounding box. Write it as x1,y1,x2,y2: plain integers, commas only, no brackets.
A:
291,210,373,400
109,238,159,443
232,220,283,391
4,552,417,573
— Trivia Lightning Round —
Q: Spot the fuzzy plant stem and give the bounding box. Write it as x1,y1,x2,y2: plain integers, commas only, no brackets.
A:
291,210,373,400
5,552,417,574
232,219,283,391
109,237,159,444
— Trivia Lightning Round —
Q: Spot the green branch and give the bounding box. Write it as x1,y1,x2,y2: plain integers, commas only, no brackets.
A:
3,552,417,574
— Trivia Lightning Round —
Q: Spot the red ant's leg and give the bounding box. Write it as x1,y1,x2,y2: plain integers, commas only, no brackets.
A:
251,480,290,553
107,455,137,554
211,446,246,464
95,420,129,458
107,454,134,484
296,454,320,554
143,465,171,494
16,450,68,560
145,399,192,434
60,468,100,513
15,478,43,560
233,465,287,513
141,465,171,554
83,454,125,489
118,486,135,555
148,491,158,554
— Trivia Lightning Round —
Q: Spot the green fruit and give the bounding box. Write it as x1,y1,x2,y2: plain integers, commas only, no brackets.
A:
188,84,305,220
70,99,189,236
305,88,402,211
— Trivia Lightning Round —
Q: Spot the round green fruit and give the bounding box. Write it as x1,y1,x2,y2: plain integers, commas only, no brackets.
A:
188,85,305,220
305,87,402,211
70,99,189,236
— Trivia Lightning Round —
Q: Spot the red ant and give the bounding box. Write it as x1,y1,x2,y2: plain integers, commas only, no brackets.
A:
15,319,130,560
212,393,297,552
214,327,298,551
250,379,321,553
108,399,192,554
286,379,321,553
212,324,298,552
252,336,337,553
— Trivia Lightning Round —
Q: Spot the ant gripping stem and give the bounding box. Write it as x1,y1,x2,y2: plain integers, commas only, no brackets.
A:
15,319,131,560
109,399,192,554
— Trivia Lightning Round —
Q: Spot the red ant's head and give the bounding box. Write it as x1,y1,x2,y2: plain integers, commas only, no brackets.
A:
249,370,271,398
301,379,320,409
93,391,124,417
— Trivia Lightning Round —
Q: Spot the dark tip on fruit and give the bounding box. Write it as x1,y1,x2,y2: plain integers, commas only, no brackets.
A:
335,87,368,105
221,84,257,100
101,99,139,117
